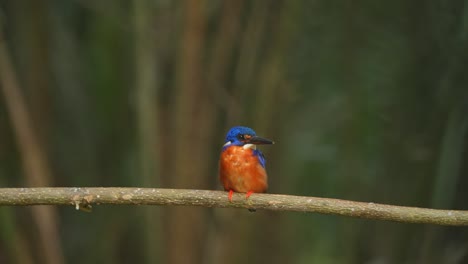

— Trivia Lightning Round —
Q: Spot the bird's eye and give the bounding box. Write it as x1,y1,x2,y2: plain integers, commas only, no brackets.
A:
237,134,245,140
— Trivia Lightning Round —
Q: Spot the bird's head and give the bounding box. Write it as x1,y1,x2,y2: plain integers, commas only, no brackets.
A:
223,126,274,149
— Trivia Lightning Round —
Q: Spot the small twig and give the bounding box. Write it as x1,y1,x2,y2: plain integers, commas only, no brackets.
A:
0,187,466,226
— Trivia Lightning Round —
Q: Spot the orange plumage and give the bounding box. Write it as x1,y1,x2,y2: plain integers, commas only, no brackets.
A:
218,126,274,201
219,146,268,194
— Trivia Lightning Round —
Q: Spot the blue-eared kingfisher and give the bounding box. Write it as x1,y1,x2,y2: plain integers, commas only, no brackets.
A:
219,126,274,201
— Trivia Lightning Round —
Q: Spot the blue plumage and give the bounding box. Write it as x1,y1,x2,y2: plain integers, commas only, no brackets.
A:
224,126,257,144
253,149,266,168
219,126,274,199
222,126,270,168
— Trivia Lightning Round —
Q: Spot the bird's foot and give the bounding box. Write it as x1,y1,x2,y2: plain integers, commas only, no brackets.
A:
228,190,234,202
246,191,256,212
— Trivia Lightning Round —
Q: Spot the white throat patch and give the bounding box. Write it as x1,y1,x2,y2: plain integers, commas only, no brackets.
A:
223,141,256,150
243,144,256,150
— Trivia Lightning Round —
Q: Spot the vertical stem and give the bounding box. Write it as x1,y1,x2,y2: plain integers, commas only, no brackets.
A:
167,0,210,263
0,21,64,264
134,1,162,263
228,1,269,124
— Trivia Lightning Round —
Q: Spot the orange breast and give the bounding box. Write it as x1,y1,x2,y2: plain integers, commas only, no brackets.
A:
219,146,268,193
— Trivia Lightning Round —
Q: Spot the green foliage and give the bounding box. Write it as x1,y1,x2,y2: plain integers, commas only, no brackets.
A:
0,0,467,263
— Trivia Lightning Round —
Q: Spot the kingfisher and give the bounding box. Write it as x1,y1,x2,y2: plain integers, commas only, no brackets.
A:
219,126,274,201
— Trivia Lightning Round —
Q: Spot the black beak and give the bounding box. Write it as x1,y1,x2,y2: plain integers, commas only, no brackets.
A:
248,136,274,145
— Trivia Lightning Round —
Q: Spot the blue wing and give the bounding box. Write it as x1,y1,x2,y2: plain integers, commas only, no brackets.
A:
253,149,266,168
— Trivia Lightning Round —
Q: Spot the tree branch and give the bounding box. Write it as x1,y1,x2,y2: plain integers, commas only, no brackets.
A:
0,187,466,226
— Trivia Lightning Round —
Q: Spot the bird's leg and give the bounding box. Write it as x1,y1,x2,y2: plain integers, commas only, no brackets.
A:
228,190,234,202
246,191,256,212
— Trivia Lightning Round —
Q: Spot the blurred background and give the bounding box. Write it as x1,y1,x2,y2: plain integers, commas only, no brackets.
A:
0,0,467,263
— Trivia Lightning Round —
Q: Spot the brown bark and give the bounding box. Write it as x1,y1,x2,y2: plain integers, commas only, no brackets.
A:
0,187,466,226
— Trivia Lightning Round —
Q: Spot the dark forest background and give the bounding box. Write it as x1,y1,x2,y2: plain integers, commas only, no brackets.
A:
0,1,467,263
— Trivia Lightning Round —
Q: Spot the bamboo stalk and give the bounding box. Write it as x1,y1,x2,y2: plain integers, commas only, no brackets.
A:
0,22,63,264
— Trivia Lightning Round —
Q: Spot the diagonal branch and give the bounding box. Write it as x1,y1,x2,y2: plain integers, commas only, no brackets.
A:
0,187,466,226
